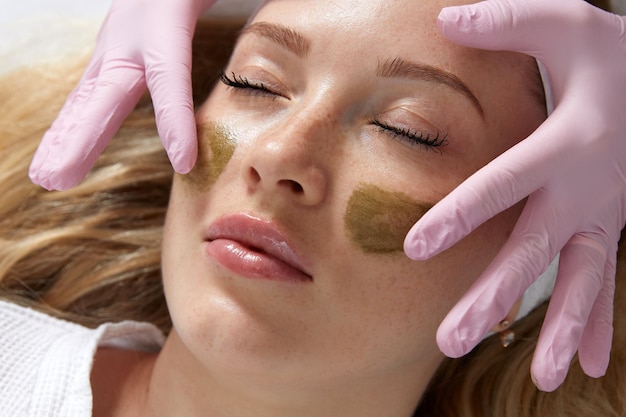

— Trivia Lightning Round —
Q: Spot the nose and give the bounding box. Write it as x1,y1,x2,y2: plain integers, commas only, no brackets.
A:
240,112,333,206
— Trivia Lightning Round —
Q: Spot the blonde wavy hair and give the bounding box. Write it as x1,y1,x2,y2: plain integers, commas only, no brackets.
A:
0,5,623,416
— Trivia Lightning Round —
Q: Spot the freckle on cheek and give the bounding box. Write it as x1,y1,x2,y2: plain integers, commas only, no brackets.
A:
345,183,433,254
181,122,236,190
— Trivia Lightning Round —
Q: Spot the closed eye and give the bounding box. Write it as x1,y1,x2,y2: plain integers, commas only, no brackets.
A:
220,71,282,98
370,119,448,152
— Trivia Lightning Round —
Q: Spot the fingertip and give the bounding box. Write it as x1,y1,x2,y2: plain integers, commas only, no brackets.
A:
436,6,456,32
578,310,613,379
403,213,452,261
531,329,580,392
530,375,559,393
578,325,612,379
28,167,82,191
403,228,428,261
580,359,609,379
29,142,57,191
530,356,566,392
436,312,488,358
530,341,568,392
41,168,85,191
436,326,469,358
29,133,95,191
403,226,450,261
28,174,52,191
163,127,198,174
170,148,197,174
437,5,476,37
154,99,198,174
436,0,546,53
52,174,84,191
28,160,45,188
28,172,51,191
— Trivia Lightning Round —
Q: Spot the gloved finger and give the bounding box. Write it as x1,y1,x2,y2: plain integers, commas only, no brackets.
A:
145,45,197,174
404,109,576,260
437,0,563,52
29,58,105,189
436,192,566,357
531,234,607,392
436,0,617,56
30,67,147,190
35,54,109,147
578,244,616,378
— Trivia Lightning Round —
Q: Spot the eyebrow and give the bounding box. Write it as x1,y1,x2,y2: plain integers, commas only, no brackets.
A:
240,22,311,58
239,24,484,117
377,57,484,118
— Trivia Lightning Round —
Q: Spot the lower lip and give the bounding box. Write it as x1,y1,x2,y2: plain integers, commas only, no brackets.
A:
205,239,312,283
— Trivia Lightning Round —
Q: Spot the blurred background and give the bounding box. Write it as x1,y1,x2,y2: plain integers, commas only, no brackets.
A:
0,0,261,75
1,0,624,75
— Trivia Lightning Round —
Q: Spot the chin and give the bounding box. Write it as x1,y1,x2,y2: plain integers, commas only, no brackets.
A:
174,311,324,384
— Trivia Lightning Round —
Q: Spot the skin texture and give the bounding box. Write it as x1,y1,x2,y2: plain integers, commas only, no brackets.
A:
345,183,432,254
91,0,546,416
184,126,430,254
183,122,237,191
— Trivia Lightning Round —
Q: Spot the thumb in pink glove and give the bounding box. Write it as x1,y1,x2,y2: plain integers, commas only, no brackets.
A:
404,0,626,392
29,0,217,191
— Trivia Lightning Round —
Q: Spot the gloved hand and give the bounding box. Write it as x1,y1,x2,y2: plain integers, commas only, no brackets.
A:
29,0,216,190
404,0,626,392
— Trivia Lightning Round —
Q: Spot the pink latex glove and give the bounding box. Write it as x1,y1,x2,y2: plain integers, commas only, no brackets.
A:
404,0,626,392
29,0,216,190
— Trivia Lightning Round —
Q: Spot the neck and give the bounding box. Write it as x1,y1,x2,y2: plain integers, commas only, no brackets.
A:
91,347,157,417
137,331,435,417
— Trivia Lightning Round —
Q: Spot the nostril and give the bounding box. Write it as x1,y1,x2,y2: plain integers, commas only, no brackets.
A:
279,179,304,194
291,181,304,193
248,167,261,183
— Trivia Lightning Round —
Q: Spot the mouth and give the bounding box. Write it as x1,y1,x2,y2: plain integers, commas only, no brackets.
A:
204,213,313,283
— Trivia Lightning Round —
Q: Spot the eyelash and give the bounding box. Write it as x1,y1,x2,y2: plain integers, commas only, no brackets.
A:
221,71,448,152
370,119,448,152
220,71,279,98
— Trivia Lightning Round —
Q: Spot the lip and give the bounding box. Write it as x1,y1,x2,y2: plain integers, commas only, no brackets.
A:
204,213,313,283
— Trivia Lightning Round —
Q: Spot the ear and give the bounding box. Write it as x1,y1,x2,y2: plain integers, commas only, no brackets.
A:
491,299,522,332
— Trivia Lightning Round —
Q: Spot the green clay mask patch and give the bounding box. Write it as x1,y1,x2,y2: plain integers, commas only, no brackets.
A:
345,183,433,254
183,123,236,190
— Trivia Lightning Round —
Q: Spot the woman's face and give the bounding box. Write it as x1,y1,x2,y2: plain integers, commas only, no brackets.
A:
162,0,545,392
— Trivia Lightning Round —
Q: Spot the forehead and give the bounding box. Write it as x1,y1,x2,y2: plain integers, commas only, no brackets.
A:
248,0,534,106
249,0,498,77
248,1,543,106
254,0,447,46
253,0,482,34
244,0,545,162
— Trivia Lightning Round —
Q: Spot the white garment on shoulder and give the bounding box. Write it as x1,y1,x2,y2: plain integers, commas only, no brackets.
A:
0,300,164,417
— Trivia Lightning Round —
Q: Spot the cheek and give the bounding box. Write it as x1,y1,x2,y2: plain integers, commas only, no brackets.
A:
161,156,221,314
181,122,237,191
344,182,433,254
161,182,197,290
429,201,525,304
340,199,523,337
322,183,519,363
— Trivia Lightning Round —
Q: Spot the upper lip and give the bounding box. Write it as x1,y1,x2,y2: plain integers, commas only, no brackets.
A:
205,213,313,279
